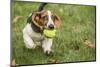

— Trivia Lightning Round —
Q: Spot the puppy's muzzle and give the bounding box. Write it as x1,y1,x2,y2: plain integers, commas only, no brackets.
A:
48,24,54,29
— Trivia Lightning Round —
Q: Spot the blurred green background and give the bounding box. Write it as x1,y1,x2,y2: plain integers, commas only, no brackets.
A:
12,1,96,65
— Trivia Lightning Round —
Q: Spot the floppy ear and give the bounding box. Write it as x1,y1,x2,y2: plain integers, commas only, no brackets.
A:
53,14,61,29
32,12,43,29
32,10,48,29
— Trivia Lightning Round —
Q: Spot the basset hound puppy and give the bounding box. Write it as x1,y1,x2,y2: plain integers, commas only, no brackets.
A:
23,10,61,55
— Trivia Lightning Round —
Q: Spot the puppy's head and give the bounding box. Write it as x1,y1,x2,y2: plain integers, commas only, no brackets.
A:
32,10,61,30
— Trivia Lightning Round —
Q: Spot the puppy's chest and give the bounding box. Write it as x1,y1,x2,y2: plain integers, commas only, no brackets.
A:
30,31,44,41
26,24,44,41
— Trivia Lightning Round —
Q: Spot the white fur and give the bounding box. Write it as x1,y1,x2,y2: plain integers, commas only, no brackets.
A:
47,10,54,27
23,23,53,53
42,38,53,53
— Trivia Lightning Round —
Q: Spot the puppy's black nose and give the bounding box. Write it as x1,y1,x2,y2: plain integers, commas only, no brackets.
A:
48,24,54,29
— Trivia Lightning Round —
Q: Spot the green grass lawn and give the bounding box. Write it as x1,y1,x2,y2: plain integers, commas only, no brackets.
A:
12,1,96,65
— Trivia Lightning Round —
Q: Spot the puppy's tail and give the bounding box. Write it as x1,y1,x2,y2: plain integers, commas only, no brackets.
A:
38,3,47,11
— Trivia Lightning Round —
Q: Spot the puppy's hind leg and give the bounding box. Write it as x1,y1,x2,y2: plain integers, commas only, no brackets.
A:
23,33,36,49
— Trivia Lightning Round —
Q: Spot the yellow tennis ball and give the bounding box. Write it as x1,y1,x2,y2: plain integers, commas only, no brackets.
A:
43,29,56,38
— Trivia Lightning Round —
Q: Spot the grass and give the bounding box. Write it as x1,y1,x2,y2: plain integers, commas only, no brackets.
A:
12,1,96,65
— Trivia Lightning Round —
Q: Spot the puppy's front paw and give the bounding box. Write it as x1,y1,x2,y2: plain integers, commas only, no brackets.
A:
45,51,54,56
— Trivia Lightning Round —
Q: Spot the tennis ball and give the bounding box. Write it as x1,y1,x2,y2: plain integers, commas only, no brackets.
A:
43,29,56,38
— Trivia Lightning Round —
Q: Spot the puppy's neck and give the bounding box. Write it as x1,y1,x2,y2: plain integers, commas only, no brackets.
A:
30,21,43,33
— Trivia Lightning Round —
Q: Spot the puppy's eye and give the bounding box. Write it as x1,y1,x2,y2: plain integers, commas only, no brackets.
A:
51,15,55,21
42,16,48,20
41,16,48,25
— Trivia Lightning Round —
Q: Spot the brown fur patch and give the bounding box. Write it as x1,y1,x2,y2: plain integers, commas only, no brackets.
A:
54,15,61,29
